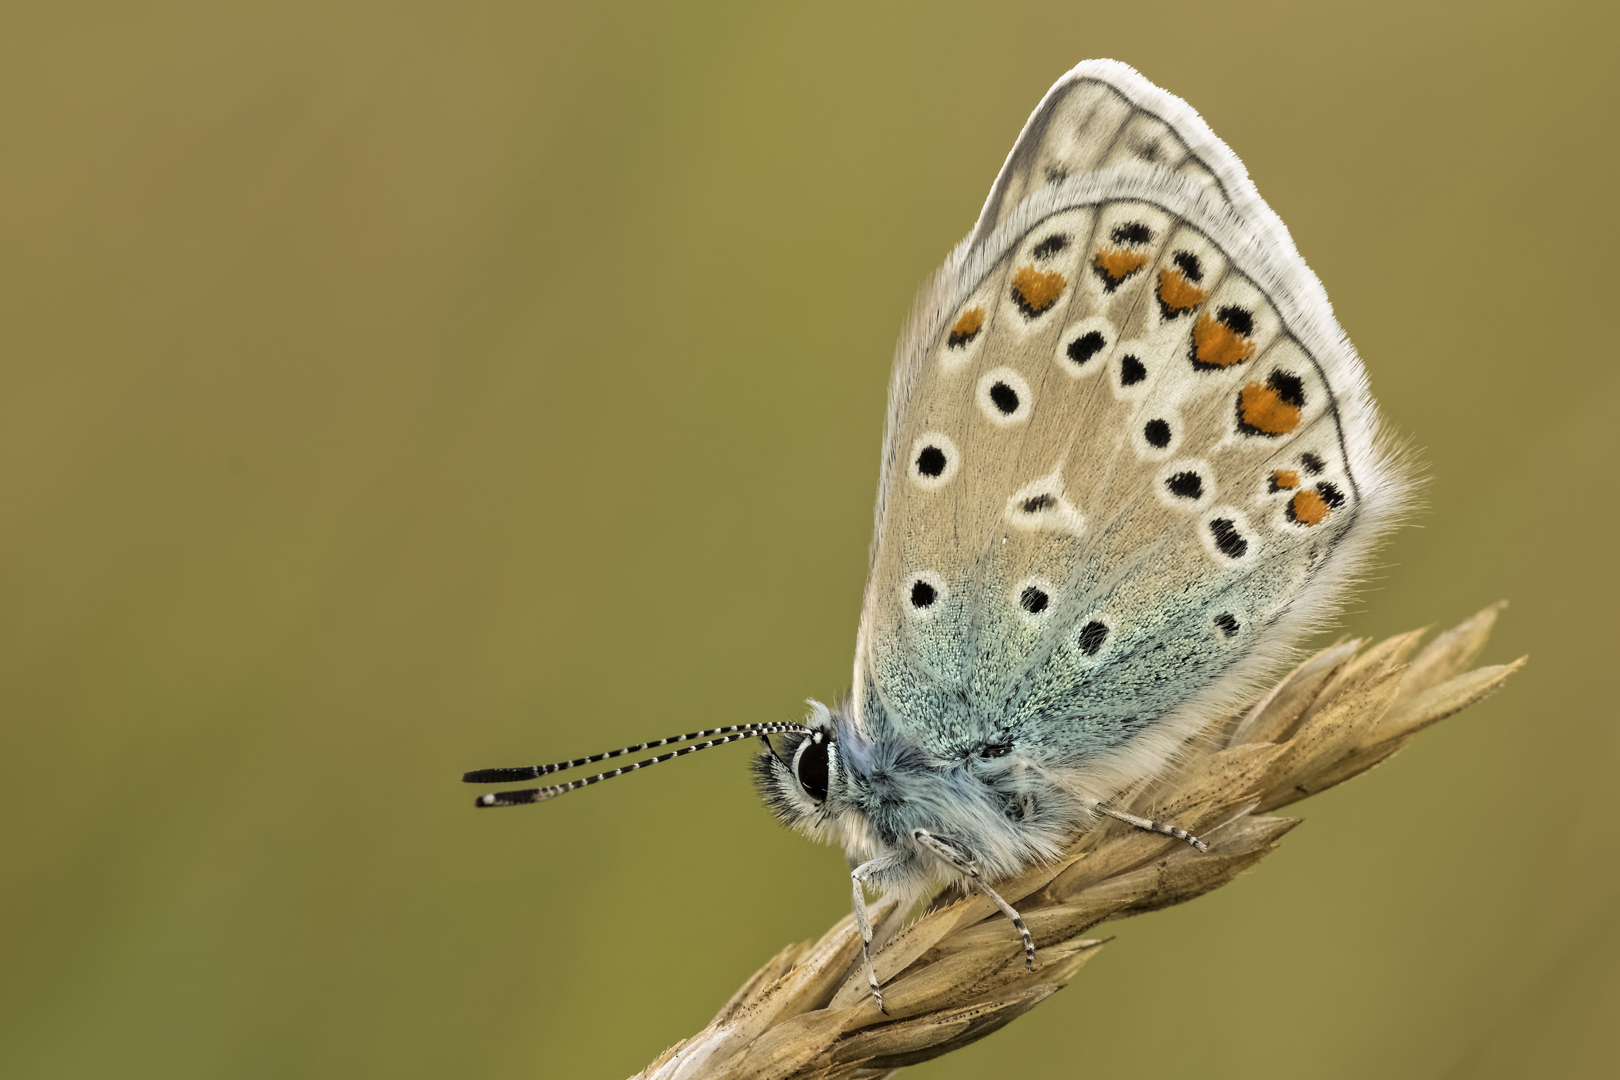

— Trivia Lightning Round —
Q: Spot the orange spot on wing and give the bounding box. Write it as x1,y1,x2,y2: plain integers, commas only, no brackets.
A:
1157,268,1207,316
1194,312,1256,369
1238,382,1302,436
1271,469,1300,490
1010,266,1066,316
1092,247,1148,289
948,306,985,347
1289,489,1330,526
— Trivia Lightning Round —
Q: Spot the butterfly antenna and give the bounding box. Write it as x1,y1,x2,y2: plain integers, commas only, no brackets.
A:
466,722,810,808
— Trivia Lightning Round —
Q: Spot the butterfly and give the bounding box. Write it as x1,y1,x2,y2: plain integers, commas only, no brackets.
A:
464,59,1410,1011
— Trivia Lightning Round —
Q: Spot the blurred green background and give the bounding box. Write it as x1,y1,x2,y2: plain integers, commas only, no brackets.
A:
1,1,1615,1077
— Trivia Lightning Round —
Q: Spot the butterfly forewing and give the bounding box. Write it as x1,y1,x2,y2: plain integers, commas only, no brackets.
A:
968,61,1240,255
854,59,1399,771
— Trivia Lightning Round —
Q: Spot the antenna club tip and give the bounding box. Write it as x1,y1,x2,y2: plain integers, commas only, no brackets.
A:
474,789,546,807
463,767,535,783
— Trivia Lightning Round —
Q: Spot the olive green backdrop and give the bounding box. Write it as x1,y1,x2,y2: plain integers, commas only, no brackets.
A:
2,2,1615,1077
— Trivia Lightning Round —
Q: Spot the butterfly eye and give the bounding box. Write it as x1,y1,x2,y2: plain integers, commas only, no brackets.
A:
795,735,830,802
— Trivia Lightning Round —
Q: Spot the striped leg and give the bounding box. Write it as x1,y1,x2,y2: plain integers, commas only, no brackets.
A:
850,873,885,1014
849,853,909,1014
1096,804,1209,852
912,829,1035,972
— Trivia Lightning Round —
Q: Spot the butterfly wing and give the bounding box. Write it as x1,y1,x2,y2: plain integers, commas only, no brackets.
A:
854,62,1409,789
965,59,1277,253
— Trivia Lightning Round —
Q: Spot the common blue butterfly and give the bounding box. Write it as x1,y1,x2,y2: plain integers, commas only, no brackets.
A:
465,59,1410,1011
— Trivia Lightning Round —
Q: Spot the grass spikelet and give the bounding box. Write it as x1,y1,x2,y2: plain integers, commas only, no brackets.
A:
636,607,1523,1080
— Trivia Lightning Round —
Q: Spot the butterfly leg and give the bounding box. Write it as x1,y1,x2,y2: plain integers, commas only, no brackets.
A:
1095,804,1209,852
912,829,1035,972
849,853,909,1013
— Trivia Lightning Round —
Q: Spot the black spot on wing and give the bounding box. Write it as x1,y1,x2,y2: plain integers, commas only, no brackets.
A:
1067,330,1106,366
1166,471,1203,499
1078,620,1109,656
1111,222,1153,245
1209,518,1248,559
1032,234,1069,259
989,382,1020,414
1217,305,1254,336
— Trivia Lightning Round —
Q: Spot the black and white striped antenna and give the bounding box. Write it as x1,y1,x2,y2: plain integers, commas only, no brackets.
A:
463,722,811,807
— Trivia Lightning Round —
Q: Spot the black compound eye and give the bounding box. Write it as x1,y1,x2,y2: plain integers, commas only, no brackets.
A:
795,736,829,802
